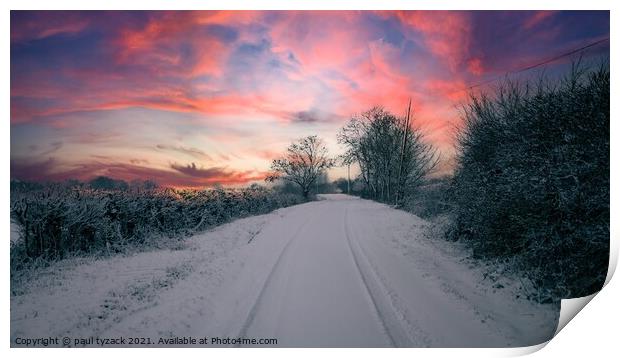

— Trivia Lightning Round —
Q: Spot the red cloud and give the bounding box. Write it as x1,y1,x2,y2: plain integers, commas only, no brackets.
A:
423,79,468,102
115,12,231,77
467,58,484,76
11,11,470,128
11,10,609,188
392,11,473,72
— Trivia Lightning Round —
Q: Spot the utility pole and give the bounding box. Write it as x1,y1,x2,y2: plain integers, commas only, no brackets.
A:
315,170,319,195
347,162,351,195
396,98,412,206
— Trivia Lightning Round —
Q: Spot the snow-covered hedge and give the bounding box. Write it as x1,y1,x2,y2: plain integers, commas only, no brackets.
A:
10,185,303,269
449,64,609,302
400,177,452,219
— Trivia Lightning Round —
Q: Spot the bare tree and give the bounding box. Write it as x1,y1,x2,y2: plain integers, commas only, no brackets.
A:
338,106,438,204
266,136,335,199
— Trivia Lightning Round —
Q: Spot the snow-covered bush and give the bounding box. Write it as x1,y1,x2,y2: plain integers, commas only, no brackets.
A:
10,185,303,270
401,176,452,219
449,63,609,302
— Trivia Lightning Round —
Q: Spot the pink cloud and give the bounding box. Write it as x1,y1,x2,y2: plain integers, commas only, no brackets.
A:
11,11,609,187
467,58,484,76
269,11,368,73
114,12,231,77
12,11,468,129
392,11,473,72
523,11,557,30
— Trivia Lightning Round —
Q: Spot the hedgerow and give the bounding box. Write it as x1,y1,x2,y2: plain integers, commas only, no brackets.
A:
10,185,303,271
448,63,609,302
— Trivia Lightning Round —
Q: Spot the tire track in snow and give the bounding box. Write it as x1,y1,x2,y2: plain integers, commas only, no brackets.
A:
343,205,431,347
234,211,315,344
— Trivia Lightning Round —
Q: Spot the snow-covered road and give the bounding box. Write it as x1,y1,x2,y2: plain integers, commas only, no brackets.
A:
238,196,393,347
11,194,559,347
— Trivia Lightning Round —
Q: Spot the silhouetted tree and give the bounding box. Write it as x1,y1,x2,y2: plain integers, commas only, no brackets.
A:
89,176,128,190
266,135,335,199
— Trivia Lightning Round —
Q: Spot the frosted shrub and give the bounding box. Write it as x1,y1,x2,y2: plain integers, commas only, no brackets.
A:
10,185,303,270
449,63,609,302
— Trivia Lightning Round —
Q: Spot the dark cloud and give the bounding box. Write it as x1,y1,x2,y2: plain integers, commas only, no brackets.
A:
11,153,266,187
288,109,342,124
169,162,268,186
291,110,321,123
170,162,226,178
43,141,63,155
11,157,58,182
27,141,63,155
90,154,113,160
10,158,267,188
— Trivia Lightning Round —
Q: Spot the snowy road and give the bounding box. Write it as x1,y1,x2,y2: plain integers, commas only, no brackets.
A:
11,195,559,347
237,196,393,347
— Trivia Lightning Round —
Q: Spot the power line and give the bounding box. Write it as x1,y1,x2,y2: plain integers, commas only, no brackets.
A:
457,36,609,94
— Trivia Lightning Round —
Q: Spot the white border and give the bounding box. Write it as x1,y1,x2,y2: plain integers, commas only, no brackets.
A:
3,0,616,10
3,1,617,357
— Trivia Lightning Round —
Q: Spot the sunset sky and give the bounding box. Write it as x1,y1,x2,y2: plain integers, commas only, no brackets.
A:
10,10,609,188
